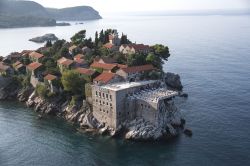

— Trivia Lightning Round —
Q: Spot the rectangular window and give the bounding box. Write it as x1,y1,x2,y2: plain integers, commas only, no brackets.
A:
106,94,108,99
110,95,112,101
106,102,108,105
99,92,101,97
110,103,112,107
96,91,98,96
102,93,105,98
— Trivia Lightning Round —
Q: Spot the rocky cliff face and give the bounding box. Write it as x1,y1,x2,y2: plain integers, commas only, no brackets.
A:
0,73,187,141
164,72,183,91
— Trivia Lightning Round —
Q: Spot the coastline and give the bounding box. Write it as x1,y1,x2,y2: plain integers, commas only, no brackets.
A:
0,73,187,141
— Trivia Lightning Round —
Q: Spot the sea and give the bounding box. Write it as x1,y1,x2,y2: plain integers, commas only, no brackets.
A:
0,14,250,166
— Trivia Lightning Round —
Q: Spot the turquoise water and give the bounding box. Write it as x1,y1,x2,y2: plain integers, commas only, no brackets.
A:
1,15,250,165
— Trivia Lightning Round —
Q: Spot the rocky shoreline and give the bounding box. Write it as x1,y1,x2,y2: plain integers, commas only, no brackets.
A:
0,73,188,141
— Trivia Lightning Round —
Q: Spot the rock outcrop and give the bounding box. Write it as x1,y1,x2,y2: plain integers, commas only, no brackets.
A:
164,72,183,91
29,33,58,43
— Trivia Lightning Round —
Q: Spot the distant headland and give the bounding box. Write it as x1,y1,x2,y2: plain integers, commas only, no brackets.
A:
0,0,102,28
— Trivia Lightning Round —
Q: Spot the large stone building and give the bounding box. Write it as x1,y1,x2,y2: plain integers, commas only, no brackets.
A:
91,80,178,129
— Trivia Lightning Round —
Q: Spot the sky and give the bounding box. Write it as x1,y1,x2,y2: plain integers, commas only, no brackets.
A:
28,0,250,14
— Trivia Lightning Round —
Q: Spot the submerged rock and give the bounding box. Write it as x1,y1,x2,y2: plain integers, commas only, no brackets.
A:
29,33,58,43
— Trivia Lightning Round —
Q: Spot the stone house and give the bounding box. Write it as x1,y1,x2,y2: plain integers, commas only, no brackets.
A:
116,64,155,81
69,45,78,55
93,72,123,85
57,57,74,72
44,74,58,93
103,43,119,52
119,44,151,55
82,46,91,54
0,62,14,76
26,62,44,87
26,62,43,77
76,67,98,82
13,61,26,74
92,80,178,129
74,58,88,68
29,52,44,62
109,30,120,46
90,62,118,73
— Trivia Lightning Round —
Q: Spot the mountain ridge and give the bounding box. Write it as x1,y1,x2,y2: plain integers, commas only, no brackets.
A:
0,0,102,28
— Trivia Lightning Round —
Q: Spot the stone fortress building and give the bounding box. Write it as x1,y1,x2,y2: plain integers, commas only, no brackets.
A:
92,80,179,130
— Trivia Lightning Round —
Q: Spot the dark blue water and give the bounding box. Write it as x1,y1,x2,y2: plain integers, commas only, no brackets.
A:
1,15,250,166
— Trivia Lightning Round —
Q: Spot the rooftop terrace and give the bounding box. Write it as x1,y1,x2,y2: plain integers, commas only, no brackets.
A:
101,80,157,91
129,88,179,103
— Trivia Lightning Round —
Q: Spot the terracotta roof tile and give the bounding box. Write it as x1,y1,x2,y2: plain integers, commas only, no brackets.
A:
13,61,22,67
74,54,85,60
0,62,10,71
121,64,154,73
57,57,74,66
29,52,44,59
76,68,95,76
44,74,57,81
103,43,114,49
27,62,42,71
94,72,116,83
90,62,117,70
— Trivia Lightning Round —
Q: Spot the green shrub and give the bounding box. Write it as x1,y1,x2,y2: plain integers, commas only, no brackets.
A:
35,84,48,99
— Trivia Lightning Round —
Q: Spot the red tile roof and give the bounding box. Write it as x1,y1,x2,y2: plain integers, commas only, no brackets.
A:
27,62,42,71
96,56,117,64
90,62,117,70
15,63,24,70
76,68,95,76
29,52,44,59
120,64,154,73
74,54,85,60
103,43,114,49
0,62,10,71
74,58,85,64
13,61,22,67
57,57,74,66
128,44,150,51
44,74,57,81
94,72,116,84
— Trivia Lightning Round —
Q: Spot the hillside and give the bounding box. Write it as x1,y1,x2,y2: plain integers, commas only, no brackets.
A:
0,0,101,28
47,6,102,21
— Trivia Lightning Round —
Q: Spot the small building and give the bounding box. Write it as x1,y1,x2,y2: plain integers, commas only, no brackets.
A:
109,30,120,46
90,62,118,73
116,64,155,81
95,56,117,64
26,62,43,77
13,61,26,74
74,54,85,60
74,58,88,68
69,45,78,55
119,44,151,55
0,62,13,76
82,46,91,54
57,57,74,72
93,72,122,85
29,52,44,62
44,74,58,93
26,62,44,87
76,67,98,82
92,80,178,129
103,43,118,51
7,52,22,62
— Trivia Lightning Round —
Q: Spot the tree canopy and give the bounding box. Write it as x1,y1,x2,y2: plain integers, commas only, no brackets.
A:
61,70,86,95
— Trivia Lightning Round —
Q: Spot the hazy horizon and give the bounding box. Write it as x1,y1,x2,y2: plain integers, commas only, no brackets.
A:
16,0,250,14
